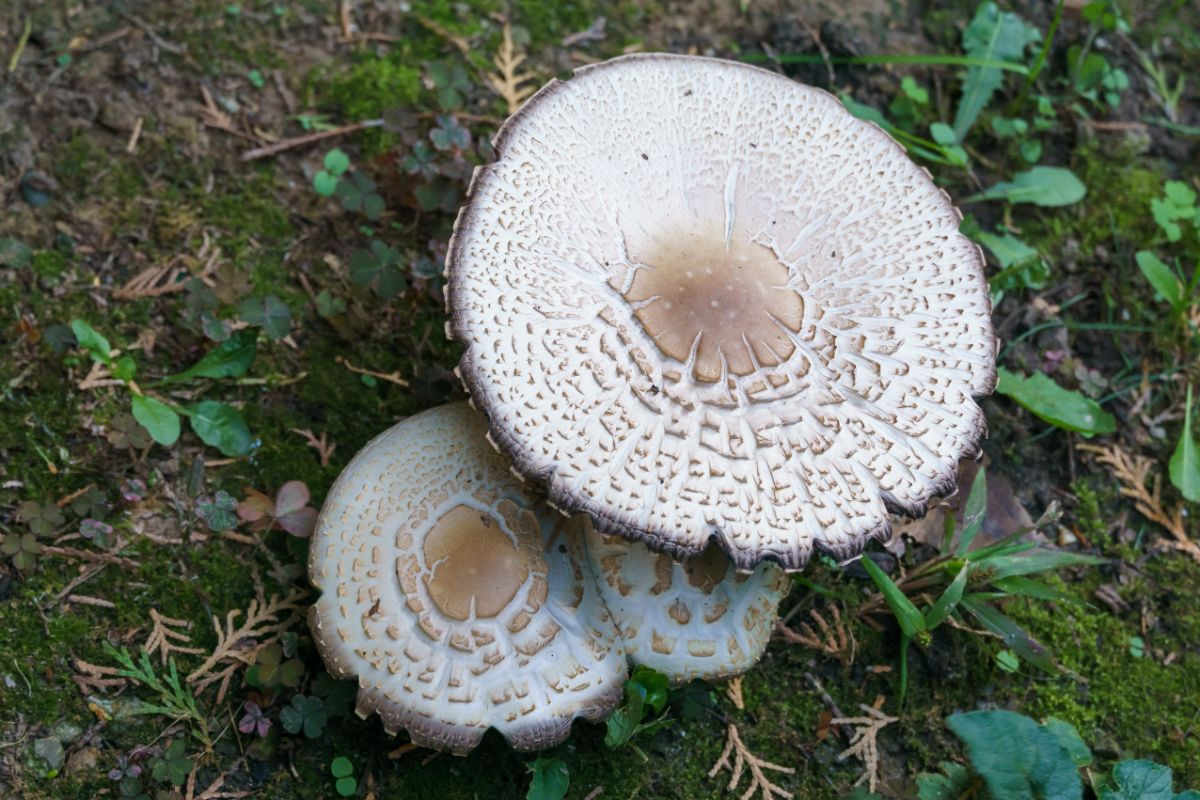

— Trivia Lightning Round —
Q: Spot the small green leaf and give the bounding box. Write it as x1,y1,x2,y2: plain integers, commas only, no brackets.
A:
985,549,1106,581
169,330,258,382
238,295,291,340
185,401,253,457
335,777,357,796
966,166,1087,207
526,756,569,800
861,556,926,638
323,149,350,176
1136,251,1183,310
132,395,181,446
331,757,353,778
954,2,1040,140
993,575,1089,606
995,648,1020,672
960,596,1057,674
929,122,957,145
1043,717,1092,767
71,319,112,362
916,762,973,800
957,466,989,554
995,367,1116,436
1169,386,1200,503
924,563,969,629
313,171,339,196
111,355,137,382
1100,760,1175,800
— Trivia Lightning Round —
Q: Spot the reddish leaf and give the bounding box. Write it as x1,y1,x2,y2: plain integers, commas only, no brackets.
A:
237,488,274,526
273,480,311,517
277,508,317,539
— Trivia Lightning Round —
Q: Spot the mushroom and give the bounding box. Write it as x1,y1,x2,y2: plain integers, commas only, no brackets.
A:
309,402,790,752
584,525,790,684
308,403,626,754
447,53,996,571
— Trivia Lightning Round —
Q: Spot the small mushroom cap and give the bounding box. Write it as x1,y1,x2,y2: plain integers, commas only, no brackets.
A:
307,403,627,755
584,523,790,684
447,53,996,571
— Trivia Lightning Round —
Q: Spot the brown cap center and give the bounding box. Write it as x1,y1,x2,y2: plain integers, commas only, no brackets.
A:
420,504,533,620
623,228,802,382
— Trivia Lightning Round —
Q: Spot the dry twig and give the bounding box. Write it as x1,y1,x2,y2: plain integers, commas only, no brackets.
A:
831,699,898,794
485,22,537,114
1080,443,1200,562
775,605,855,667
335,356,409,386
708,678,795,800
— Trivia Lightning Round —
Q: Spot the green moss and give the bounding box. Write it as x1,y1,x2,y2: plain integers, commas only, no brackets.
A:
30,250,69,282
1008,557,1200,781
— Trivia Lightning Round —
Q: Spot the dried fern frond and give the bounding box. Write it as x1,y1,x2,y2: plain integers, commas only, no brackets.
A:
1080,443,1200,562
485,22,537,114
708,677,795,800
831,700,898,794
145,608,204,665
186,588,306,701
776,605,855,667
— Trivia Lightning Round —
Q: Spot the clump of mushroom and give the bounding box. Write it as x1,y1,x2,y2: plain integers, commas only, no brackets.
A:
447,53,997,570
308,403,787,754
586,527,787,685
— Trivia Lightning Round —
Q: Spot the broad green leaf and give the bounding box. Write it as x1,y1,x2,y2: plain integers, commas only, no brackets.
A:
71,319,112,362
1136,251,1183,310
185,401,253,457
861,556,925,637
954,2,1040,141
957,466,989,554
995,367,1116,436
1169,386,1200,502
330,757,353,778
925,563,969,629
1043,717,1092,767
966,167,1086,206
168,330,258,382
526,756,569,800
1099,760,1174,800
131,395,181,446
960,595,1057,674
947,710,1082,800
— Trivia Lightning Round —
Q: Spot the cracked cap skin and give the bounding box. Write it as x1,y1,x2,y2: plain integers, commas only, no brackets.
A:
446,53,997,571
308,403,790,754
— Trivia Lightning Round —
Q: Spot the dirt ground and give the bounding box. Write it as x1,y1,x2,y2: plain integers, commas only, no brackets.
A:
2,0,1199,798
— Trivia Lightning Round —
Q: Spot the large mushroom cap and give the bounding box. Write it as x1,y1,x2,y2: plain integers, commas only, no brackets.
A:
447,53,997,571
584,525,790,685
308,403,627,754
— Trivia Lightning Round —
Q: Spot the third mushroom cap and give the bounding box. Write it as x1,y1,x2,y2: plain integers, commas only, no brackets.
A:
447,53,997,571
